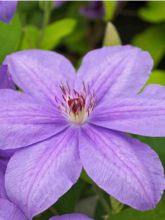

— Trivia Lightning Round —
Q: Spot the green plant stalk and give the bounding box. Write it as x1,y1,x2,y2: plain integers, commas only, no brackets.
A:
38,1,52,48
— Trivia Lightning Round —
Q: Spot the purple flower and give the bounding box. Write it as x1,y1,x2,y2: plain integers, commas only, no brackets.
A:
0,152,27,220
80,1,104,20
1,46,165,219
0,1,18,23
49,213,93,220
0,65,15,89
54,0,65,8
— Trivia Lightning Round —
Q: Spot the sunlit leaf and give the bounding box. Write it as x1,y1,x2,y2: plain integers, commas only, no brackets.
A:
111,196,165,220
103,22,121,46
80,169,93,184
139,2,165,23
132,25,165,66
0,15,21,63
40,18,77,50
103,1,117,21
21,26,39,49
110,196,124,214
147,70,165,86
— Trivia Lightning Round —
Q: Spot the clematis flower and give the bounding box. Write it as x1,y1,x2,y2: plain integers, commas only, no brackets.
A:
0,1,18,23
1,46,165,219
49,213,93,220
0,152,27,220
0,65,15,89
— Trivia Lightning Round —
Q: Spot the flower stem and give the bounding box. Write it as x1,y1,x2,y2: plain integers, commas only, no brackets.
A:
38,1,52,48
93,184,111,218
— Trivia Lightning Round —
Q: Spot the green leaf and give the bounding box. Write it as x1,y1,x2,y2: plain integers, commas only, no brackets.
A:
0,15,21,63
80,169,93,184
139,2,165,23
40,18,77,50
111,196,165,220
103,22,121,46
103,1,117,21
55,179,85,213
110,196,124,214
75,196,98,217
132,25,165,66
147,70,165,86
21,26,40,49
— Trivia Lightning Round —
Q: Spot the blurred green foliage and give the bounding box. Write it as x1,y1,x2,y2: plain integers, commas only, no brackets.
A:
147,70,165,86
103,1,117,21
21,26,39,49
40,18,76,49
0,15,21,63
111,196,165,220
132,26,165,66
139,1,165,23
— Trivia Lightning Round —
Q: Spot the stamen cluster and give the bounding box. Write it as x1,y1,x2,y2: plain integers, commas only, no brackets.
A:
55,82,96,124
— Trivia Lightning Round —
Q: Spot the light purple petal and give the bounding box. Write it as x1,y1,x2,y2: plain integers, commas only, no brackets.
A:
4,50,76,104
140,84,165,99
0,169,7,199
0,1,17,23
76,46,153,103
0,198,27,220
0,149,16,199
79,125,164,210
0,65,15,89
0,89,68,150
5,128,82,219
80,1,104,20
0,149,16,170
91,90,165,136
50,213,93,220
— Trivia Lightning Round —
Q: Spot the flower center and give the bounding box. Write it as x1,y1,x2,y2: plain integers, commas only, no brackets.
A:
55,82,96,124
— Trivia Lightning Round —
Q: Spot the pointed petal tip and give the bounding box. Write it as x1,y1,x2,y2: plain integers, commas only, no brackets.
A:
79,125,164,211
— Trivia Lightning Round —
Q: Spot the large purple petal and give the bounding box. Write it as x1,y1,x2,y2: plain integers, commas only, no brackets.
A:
0,169,7,199
0,65,15,89
79,125,164,210
76,46,153,103
0,148,15,199
5,128,82,219
0,89,68,150
0,1,17,23
140,84,165,99
0,149,16,171
4,50,76,104
50,213,93,220
0,198,27,220
90,89,165,136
